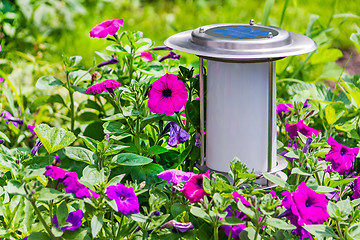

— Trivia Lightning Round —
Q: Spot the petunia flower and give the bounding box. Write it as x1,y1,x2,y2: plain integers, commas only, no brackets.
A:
269,189,279,200
44,166,67,180
352,177,360,199
195,131,201,148
0,44,2,52
220,191,250,239
86,79,121,95
180,171,210,203
27,124,36,135
53,209,84,231
106,183,139,215
278,140,297,163
157,169,196,185
0,139,4,144
0,78,3,83
20,237,28,240
140,52,153,61
31,139,43,156
166,122,191,148
285,120,320,139
160,220,194,233
303,100,311,108
276,103,293,121
153,46,173,51
325,137,359,175
159,51,181,62
281,182,329,239
1,110,23,127
97,57,119,67
148,73,188,116
90,19,124,38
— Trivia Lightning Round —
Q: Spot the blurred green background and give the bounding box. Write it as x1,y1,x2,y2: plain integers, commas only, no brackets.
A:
1,0,360,83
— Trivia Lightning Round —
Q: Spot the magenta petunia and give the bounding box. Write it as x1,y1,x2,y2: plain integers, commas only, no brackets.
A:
106,183,139,215
352,177,360,199
303,100,311,108
90,19,124,38
0,78,3,83
44,166,67,180
180,171,210,203
53,209,84,231
325,137,359,175
1,110,23,127
140,52,153,61
281,182,329,239
86,79,121,95
285,120,320,139
27,124,36,135
157,169,195,185
276,103,293,121
148,74,188,116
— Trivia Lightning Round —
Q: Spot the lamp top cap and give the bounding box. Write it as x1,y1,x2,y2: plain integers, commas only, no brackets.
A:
164,22,317,62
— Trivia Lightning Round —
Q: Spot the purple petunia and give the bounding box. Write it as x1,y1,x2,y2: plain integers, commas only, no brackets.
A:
44,166,99,199
160,220,194,233
278,140,297,163
153,46,173,51
0,139,4,145
106,183,139,215
27,124,36,135
90,19,124,38
1,110,23,127
352,177,360,199
159,51,181,62
303,100,311,108
285,120,320,139
220,191,250,239
281,182,329,239
276,103,294,121
325,137,359,175
53,209,84,231
31,139,43,156
97,57,119,68
166,122,191,148
157,169,196,185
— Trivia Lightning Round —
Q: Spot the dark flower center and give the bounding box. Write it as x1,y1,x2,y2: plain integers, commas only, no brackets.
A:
120,195,126,200
305,200,312,207
340,147,347,156
162,88,172,97
197,178,203,188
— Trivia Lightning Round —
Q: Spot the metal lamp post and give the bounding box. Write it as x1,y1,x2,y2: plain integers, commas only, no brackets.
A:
164,21,317,179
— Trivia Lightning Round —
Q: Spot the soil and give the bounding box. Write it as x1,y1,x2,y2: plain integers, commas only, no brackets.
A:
336,48,360,76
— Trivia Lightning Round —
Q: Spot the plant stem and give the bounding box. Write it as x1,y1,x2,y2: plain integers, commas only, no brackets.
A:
30,199,54,239
213,224,218,240
336,221,345,240
66,71,75,133
116,214,124,239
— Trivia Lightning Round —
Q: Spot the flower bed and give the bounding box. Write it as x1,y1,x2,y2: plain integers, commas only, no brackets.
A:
1,18,360,240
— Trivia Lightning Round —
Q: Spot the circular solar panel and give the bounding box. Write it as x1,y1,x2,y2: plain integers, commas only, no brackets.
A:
164,23,317,62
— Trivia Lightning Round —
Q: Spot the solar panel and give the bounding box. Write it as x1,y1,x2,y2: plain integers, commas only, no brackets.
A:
209,26,269,39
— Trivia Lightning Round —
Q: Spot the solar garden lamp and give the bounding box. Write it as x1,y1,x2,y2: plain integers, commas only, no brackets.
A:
164,20,317,184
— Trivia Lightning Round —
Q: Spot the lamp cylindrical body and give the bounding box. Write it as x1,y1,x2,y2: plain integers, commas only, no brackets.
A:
205,60,276,173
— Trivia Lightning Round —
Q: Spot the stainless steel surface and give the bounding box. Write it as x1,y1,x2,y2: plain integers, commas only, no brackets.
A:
199,57,205,166
164,23,317,62
268,61,274,172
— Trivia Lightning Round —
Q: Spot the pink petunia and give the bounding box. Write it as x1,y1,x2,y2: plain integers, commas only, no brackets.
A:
140,52,153,61
148,74,188,116
86,79,121,95
90,19,124,38
180,171,210,203
0,78,3,83
157,169,195,185
285,120,320,139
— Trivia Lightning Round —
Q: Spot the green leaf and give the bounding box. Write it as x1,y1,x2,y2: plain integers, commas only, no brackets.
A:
219,217,244,225
291,167,312,176
190,206,211,223
63,146,96,165
30,94,66,112
106,45,129,53
68,56,82,67
80,135,98,152
62,229,90,240
130,163,164,186
329,178,355,188
28,232,51,240
91,214,103,238
101,113,125,121
34,124,76,154
57,201,69,226
303,224,338,238
348,223,360,240
185,100,200,128
0,131,10,143
265,218,296,230
36,75,64,90
112,153,152,166
324,102,345,125
37,188,64,201
81,165,105,185
104,145,129,156
147,146,169,155
262,172,290,189
239,227,259,240
5,180,26,196
311,48,343,65
237,199,255,217
106,174,126,187
103,122,129,135
308,185,338,193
